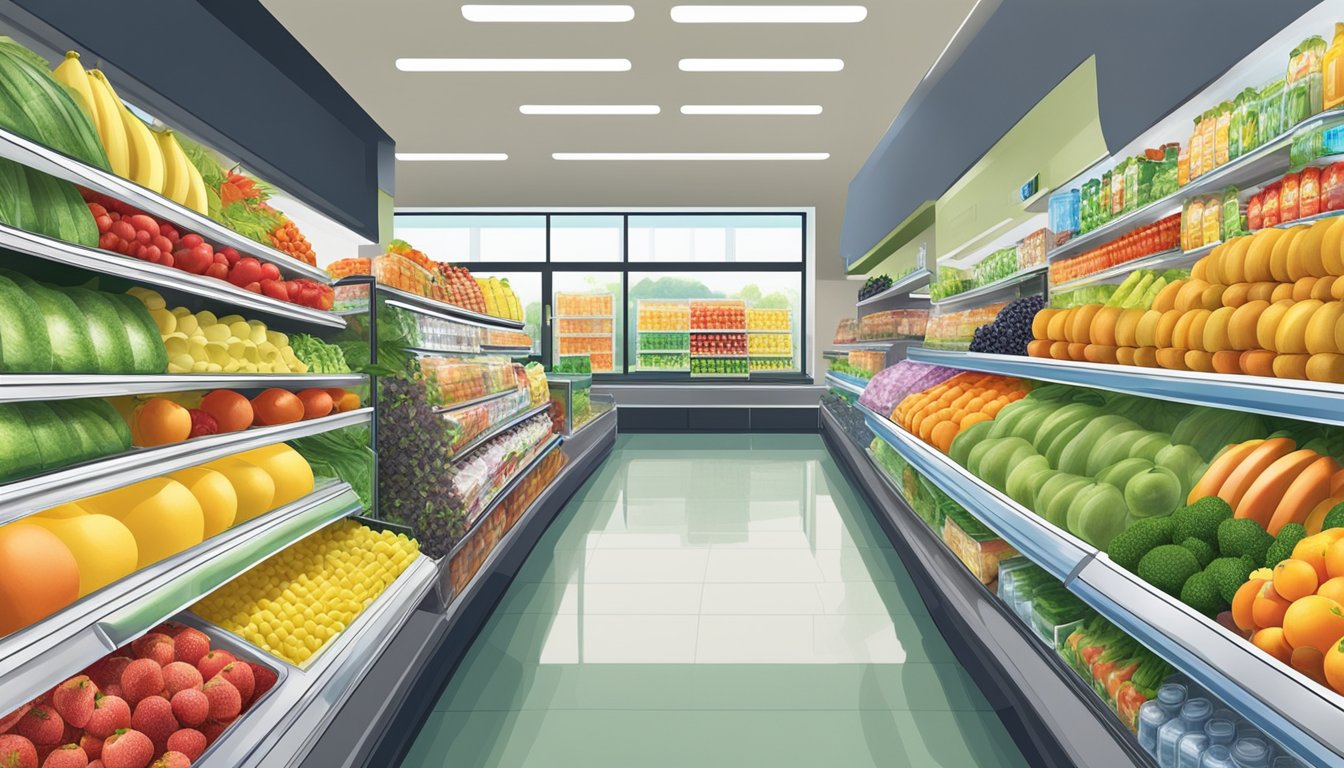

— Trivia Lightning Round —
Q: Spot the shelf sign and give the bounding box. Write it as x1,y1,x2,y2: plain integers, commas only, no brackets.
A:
1019,174,1040,202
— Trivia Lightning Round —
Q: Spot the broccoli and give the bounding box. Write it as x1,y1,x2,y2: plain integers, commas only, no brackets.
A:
1180,571,1228,618
1180,537,1215,568
1171,497,1234,546
1107,516,1176,571
1265,523,1308,569
1217,518,1273,566
1203,556,1257,603
1137,544,1201,598
1323,502,1344,531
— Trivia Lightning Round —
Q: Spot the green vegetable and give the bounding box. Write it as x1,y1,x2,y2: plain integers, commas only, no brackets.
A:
290,333,351,374
288,426,374,510
1136,544,1201,597
1180,571,1227,618
1266,523,1309,569
1108,516,1175,571
1124,466,1184,518
1322,502,1344,531
1180,537,1214,568
1204,556,1257,604
1171,496,1234,547
1217,518,1274,565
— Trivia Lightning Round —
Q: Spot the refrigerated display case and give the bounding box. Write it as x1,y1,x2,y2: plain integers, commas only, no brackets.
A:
555,291,616,372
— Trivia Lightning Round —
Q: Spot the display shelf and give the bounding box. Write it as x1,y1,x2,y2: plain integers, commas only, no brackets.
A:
0,125,330,284
825,371,867,396
855,268,933,307
831,339,919,351
931,264,1046,307
638,329,688,334
690,328,748,334
639,349,690,354
432,388,516,416
863,406,1344,766
823,350,847,359
0,222,346,329
1048,248,1195,292
1047,108,1344,263
377,284,524,330
555,315,611,320
480,343,533,355
0,407,372,527
906,347,1344,428
557,333,614,338
691,353,749,359
448,434,564,560
0,480,361,716
0,372,366,403
746,329,793,334
198,554,439,768
450,402,553,463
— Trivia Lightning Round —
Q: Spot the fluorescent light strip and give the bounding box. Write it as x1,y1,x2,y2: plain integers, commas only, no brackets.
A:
462,4,634,22
671,5,866,23
397,153,508,161
678,58,843,72
396,58,631,72
521,104,660,115
681,104,822,115
553,152,829,160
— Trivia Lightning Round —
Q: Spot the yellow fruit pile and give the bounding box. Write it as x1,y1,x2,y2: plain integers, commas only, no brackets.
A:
638,301,690,331
193,521,419,665
747,308,791,331
130,288,310,374
476,277,523,321
748,333,792,355
1030,216,1344,381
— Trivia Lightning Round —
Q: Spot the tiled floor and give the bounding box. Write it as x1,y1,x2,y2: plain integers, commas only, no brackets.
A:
402,433,1028,767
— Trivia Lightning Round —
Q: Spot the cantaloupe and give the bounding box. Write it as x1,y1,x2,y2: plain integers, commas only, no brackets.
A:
1240,349,1278,377
1290,218,1334,279
1116,346,1137,366
1135,310,1164,348
1083,344,1119,364
1133,347,1159,367
169,466,238,538
1114,309,1145,348
1271,282,1296,303
239,444,315,509
1275,299,1324,354
1203,306,1236,352
1211,350,1243,375
1185,350,1215,372
1155,309,1184,348
1068,305,1102,344
1244,229,1284,282
1089,306,1124,347
1156,347,1189,369
1270,226,1308,282
1292,277,1320,302
1047,310,1071,342
1222,282,1252,307
1312,276,1338,301
0,521,79,635
1257,300,1297,351
1170,310,1203,351
1247,282,1279,302
27,513,137,596
81,478,204,567
1174,279,1211,312
1152,280,1186,312
1307,352,1344,383
1227,236,1261,282
1273,354,1310,380
206,457,276,524
1185,309,1214,351
1032,309,1057,340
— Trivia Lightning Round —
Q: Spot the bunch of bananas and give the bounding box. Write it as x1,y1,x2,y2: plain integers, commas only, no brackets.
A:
476,276,523,321
52,52,207,214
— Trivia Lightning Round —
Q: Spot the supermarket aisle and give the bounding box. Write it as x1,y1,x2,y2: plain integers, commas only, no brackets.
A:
402,434,1026,768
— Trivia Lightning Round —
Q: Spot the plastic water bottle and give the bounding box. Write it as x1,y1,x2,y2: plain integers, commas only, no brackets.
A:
1159,698,1213,767
1205,719,1237,748
1230,737,1272,768
1139,684,1188,755
1178,734,1209,768
1202,745,1236,768
1271,756,1305,768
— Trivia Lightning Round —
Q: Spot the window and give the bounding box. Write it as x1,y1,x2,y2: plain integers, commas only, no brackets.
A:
551,215,623,262
394,214,546,262
627,214,803,263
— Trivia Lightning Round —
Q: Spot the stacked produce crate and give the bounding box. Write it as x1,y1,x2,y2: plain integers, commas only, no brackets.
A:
746,307,794,372
555,292,615,372
689,299,748,377
635,299,690,372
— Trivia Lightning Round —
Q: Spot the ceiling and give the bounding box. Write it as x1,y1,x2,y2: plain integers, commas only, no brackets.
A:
258,0,977,279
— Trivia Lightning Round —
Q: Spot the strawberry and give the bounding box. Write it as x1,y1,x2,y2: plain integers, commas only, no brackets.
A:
201,679,240,722
164,730,204,762
195,720,230,745
100,729,152,768
119,661,163,707
84,697,129,740
14,707,62,747
78,735,101,760
52,678,96,729
217,664,253,704
129,698,175,751
84,659,130,694
0,734,37,768
1,703,31,734
195,651,234,682
247,664,277,703
186,410,218,439
149,753,188,768
38,743,86,768
167,691,206,729
171,630,210,669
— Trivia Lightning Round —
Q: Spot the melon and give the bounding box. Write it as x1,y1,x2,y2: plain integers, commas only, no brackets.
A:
28,513,137,596
57,287,134,373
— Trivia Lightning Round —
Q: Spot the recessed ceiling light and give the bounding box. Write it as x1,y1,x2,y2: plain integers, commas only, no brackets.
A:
521,104,660,115
678,58,843,72
670,5,866,23
397,153,509,161
461,5,635,22
553,152,829,160
681,104,823,115
396,58,631,72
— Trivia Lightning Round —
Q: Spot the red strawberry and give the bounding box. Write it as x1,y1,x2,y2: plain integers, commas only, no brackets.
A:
195,720,230,745
1,703,31,734
149,752,188,768
79,735,101,760
39,743,86,768
85,697,129,740
247,664,277,703
171,630,210,668
52,677,97,729
85,659,131,694
160,664,201,697
130,635,173,664
0,734,37,768
167,691,206,729
195,651,234,682
186,410,217,439
201,679,240,722
128,698,175,750
119,661,163,707
15,706,63,746
217,664,253,704
100,729,153,768
164,730,204,762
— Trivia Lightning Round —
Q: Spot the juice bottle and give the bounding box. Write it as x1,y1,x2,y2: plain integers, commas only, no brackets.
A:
1189,117,1205,179
1326,23,1344,111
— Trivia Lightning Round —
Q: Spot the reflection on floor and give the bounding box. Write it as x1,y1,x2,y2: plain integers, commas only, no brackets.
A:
402,433,1028,767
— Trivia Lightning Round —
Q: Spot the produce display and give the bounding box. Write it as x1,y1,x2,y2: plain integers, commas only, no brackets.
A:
691,333,746,356
122,386,359,447
968,295,1046,356
418,356,518,407
552,355,591,375
857,360,959,417
0,620,278,767
0,398,130,483
858,274,894,300
557,318,612,335
523,362,548,406
0,274,165,374
747,308,791,330
748,357,792,372
453,414,554,524
485,328,532,350
443,388,529,456
637,300,689,331
639,332,690,351
375,374,464,555
747,333,791,356
439,263,488,314
859,309,928,340
923,301,1007,351
133,289,313,374
929,267,972,301
0,158,97,248
547,374,592,436
288,334,351,373
690,299,745,330
1050,215,1181,286
477,277,523,322
833,318,859,345
288,426,374,510
0,40,111,172
411,313,484,353
193,520,419,666
555,336,613,372
0,444,315,636
556,293,614,372
847,350,886,378
638,352,690,371
893,372,1028,454
556,293,612,317
691,357,748,376
328,241,521,321
828,359,875,382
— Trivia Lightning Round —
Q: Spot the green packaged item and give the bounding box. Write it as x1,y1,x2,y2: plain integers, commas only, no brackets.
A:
1123,158,1139,212
1239,87,1261,154
1260,78,1286,146
1285,36,1328,128
1222,187,1242,239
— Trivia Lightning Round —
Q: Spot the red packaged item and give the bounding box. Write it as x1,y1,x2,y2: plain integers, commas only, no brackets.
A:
1323,162,1344,212
1280,172,1300,223
1247,193,1263,230
1300,166,1321,218
1262,183,1282,227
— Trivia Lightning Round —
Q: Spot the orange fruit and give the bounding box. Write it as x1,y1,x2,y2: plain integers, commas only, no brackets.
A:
199,389,254,433
1291,645,1329,685
1252,582,1293,628
1274,559,1320,601
1326,638,1344,694
960,412,991,430
1327,539,1344,580
1232,578,1267,632
297,389,334,420
1293,534,1340,583
250,389,304,426
1252,626,1293,663
334,391,362,413
1319,576,1344,604
930,421,959,454
1283,595,1344,655
131,398,191,447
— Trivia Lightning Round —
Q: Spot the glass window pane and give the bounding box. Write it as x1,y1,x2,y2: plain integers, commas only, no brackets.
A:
551,215,623,262
553,272,624,373
474,271,542,354
734,219,803,262
628,214,801,263
392,214,546,262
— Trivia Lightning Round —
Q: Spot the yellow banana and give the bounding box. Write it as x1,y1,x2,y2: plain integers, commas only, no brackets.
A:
182,155,208,215
85,70,129,177
156,129,189,205
51,51,98,133
120,104,164,193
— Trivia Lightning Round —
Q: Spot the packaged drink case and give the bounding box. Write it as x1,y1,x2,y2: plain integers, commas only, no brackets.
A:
1138,683,1188,753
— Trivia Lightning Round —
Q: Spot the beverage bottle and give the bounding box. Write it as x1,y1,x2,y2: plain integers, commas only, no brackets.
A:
1139,683,1188,754
1159,698,1212,767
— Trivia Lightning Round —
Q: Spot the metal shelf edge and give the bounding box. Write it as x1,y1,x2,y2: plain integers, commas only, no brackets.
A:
854,268,934,307
930,264,1047,307
376,284,524,330
0,372,368,403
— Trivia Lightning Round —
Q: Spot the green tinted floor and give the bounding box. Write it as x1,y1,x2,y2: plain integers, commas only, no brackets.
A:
402,433,1028,768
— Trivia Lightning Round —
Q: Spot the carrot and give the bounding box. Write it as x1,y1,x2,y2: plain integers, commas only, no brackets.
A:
1237,449,1324,526
1268,455,1340,534
1188,439,1265,504
1218,437,1298,509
